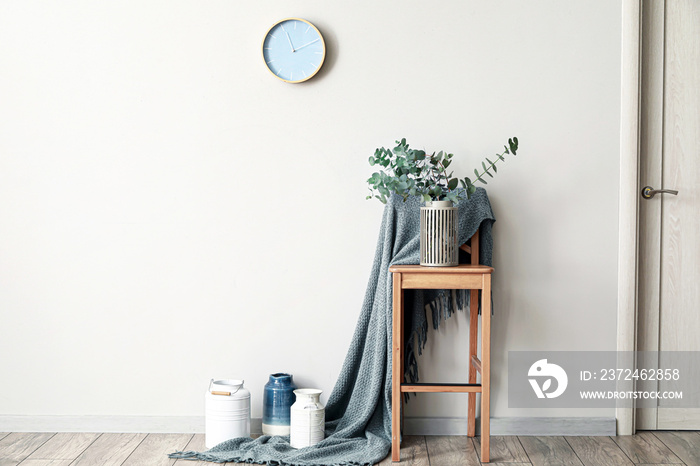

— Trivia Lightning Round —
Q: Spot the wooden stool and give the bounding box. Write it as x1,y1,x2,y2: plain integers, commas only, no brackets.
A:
389,230,492,463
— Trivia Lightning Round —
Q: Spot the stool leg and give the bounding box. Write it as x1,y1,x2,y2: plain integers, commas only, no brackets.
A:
392,273,403,462
480,274,491,463
400,301,405,433
467,288,479,437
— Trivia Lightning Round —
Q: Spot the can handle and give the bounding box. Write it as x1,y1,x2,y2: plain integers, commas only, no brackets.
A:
231,381,243,396
208,379,243,396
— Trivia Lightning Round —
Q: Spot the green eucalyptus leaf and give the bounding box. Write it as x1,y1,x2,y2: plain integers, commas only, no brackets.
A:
508,138,517,154
448,178,458,190
468,184,477,195
422,194,431,202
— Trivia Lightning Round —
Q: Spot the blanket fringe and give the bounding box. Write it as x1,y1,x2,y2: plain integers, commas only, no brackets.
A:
168,451,228,463
168,450,378,466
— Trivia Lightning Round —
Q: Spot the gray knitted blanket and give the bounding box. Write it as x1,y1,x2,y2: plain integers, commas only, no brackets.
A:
169,188,494,465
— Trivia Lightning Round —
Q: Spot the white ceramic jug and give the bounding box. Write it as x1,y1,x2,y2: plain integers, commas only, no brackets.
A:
290,389,325,448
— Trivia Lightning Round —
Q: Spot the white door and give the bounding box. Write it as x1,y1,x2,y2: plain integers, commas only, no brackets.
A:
637,0,700,430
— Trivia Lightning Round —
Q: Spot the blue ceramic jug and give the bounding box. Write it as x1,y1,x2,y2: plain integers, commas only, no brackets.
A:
262,373,297,435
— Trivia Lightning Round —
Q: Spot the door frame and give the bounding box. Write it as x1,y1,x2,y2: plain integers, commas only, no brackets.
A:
618,0,673,434
617,0,642,436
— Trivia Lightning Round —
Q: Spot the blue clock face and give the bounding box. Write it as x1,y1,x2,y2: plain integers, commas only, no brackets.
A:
262,19,326,83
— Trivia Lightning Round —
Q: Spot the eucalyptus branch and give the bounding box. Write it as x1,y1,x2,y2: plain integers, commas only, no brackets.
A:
472,149,505,182
366,137,520,204
468,137,519,186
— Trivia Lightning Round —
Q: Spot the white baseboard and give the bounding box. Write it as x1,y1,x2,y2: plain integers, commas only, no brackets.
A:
0,415,206,433
0,415,614,436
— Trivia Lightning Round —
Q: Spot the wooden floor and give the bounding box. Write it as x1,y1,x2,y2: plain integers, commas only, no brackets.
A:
1,431,699,466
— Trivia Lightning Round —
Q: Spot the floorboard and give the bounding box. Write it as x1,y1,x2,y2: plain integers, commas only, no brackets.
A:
481,463,531,466
121,433,192,466
518,436,583,466
474,436,529,463
0,432,698,465
71,433,146,466
21,433,99,462
376,435,429,466
612,432,683,464
0,433,54,466
15,461,72,466
565,436,634,466
425,435,480,466
400,435,430,466
652,431,700,466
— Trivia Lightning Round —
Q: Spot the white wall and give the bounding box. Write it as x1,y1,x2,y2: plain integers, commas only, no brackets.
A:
0,0,620,425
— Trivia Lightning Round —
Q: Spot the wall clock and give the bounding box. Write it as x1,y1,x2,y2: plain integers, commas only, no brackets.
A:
262,18,326,83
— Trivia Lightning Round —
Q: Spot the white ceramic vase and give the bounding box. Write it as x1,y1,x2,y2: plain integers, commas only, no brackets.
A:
290,389,325,449
420,200,458,266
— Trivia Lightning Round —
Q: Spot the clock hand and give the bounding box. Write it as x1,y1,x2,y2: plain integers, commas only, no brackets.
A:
281,26,295,52
294,38,320,51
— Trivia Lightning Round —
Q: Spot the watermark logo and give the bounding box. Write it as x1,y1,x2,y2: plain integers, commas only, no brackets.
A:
528,359,568,399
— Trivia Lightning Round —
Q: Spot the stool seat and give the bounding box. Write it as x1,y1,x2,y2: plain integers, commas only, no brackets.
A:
390,230,492,463
389,264,494,273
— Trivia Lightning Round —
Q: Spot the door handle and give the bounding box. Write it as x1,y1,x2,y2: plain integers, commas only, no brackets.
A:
641,186,679,199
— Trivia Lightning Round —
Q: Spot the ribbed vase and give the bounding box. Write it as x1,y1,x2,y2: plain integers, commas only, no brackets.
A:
262,373,297,436
420,200,458,266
